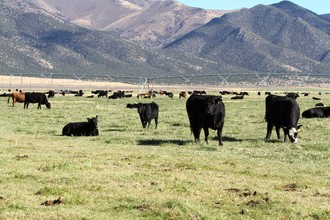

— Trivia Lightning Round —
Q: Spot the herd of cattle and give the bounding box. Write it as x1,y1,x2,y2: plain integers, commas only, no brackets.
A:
1,89,329,144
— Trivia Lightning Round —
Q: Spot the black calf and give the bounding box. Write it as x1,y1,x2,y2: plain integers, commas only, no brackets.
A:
62,115,99,136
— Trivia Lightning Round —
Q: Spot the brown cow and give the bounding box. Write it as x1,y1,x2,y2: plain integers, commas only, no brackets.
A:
8,92,25,107
179,91,187,99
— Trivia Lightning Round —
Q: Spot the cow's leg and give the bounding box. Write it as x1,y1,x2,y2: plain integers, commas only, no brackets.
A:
275,126,281,140
265,123,273,141
37,102,41,109
192,127,201,143
139,116,146,128
217,122,224,146
283,129,289,142
203,127,209,144
154,117,158,129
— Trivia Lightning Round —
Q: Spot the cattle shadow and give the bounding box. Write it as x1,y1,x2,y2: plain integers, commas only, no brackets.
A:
137,139,190,146
212,136,244,142
103,128,126,132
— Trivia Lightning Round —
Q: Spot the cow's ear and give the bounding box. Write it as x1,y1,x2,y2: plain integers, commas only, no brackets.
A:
297,125,302,130
215,97,222,104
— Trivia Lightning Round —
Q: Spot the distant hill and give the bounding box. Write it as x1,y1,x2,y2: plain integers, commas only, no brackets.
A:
322,14,330,21
0,0,233,80
1,0,330,83
26,0,231,48
165,1,330,73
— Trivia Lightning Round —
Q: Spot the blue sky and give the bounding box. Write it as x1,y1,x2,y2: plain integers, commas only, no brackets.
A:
176,1,329,15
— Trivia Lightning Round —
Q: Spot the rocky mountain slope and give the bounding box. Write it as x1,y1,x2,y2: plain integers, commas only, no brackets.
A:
1,0,248,82
165,1,330,73
1,0,330,82
26,0,230,47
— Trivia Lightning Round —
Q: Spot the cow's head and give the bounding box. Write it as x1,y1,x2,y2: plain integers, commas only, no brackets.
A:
46,103,51,109
287,125,302,143
205,96,222,115
88,115,98,128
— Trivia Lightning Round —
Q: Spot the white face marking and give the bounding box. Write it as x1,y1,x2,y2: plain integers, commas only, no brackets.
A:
288,128,298,143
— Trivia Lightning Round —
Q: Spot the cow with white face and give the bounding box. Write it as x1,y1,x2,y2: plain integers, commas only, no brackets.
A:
265,95,302,143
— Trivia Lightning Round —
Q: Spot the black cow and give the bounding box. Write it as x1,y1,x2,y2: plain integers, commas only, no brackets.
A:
231,94,244,100
109,91,125,99
265,95,301,143
286,92,299,99
92,90,108,98
126,102,159,129
302,107,330,118
179,91,187,99
186,95,225,145
24,92,51,109
62,115,99,136
47,90,56,98
315,103,324,107
74,90,84,96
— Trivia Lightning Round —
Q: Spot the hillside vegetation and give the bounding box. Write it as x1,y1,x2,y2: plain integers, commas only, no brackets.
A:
0,89,329,219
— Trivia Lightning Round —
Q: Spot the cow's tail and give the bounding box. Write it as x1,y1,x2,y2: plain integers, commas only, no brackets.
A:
7,96,11,104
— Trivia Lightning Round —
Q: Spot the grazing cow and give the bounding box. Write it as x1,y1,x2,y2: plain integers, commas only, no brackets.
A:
0,93,11,97
8,92,25,107
186,95,225,145
164,92,173,99
92,90,110,97
62,115,99,136
86,95,94,98
24,92,51,109
312,97,321,100
137,92,155,99
160,90,173,99
265,95,301,143
302,107,330,118
231,94,244,100
109,91,125,99
47,90,55,98
94,90,108,98
179,91,187,99
126,102,159,129
220,91,232,95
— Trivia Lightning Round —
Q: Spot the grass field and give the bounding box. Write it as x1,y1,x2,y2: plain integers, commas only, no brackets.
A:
0,89,329,219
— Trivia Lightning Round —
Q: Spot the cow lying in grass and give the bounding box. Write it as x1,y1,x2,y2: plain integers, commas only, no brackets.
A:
62,115,99,136
302,107,330,118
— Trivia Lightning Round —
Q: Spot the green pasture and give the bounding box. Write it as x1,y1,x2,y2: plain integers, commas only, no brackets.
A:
0,89,329,219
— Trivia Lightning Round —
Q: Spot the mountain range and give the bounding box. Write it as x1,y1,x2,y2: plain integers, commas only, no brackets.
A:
26,0,231,48
1,0,330,83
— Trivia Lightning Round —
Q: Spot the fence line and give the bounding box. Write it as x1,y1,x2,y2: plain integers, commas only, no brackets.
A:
1,73,330,90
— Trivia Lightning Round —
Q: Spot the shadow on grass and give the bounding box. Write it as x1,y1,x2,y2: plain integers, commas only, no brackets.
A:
103,128,126,132
211,136,244,142
137,139,191,146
